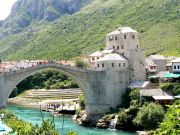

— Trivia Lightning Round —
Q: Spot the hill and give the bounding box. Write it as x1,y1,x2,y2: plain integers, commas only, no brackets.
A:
0,0,179,60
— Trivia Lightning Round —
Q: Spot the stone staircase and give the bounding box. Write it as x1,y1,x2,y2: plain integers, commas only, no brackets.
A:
24,89,82,99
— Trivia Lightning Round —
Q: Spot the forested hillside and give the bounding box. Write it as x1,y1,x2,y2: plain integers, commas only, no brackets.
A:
0,0,179,60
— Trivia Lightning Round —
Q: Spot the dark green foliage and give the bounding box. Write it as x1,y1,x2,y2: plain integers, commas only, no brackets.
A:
75,58,89,68
0,109,59,135
133,102,164,130
116,105,139,130
0,0,179,60
79,95,85,110
160,83,180,96
120,88,140,108
152,103,180,135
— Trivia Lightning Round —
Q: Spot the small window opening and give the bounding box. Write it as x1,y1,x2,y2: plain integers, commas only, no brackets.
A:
124,35,126,39
112,63,114,67
102,63,104,67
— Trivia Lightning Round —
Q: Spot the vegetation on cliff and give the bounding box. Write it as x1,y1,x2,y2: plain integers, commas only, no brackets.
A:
0,0,179,60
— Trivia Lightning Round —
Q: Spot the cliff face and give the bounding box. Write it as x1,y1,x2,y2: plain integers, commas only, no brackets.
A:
0,0,90,38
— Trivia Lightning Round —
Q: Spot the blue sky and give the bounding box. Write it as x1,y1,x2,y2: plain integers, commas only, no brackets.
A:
0,0,17,20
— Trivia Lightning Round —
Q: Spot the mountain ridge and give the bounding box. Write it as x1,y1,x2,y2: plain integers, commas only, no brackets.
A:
0,0,179,60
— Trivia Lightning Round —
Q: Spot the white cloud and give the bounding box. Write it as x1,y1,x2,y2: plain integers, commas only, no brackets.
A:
0,0,17,20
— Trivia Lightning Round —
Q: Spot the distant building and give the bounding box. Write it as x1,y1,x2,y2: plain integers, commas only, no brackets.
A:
171,58,180,73
88,27,146,81
95,53,128,70
145,58,157,77
89,51,103,67
149,55,166,73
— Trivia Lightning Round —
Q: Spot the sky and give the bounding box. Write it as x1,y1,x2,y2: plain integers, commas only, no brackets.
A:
0,0,17,20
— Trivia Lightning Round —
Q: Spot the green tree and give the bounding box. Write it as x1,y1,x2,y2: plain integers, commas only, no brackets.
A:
154,103,180,135
133,102,164,130
79,95,85,110
75,59,88,68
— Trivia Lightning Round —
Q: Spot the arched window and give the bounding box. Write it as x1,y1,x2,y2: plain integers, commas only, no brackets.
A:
112,63,115,67
115,36,118,40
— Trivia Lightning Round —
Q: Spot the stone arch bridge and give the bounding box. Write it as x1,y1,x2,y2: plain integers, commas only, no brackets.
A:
0,63,129,118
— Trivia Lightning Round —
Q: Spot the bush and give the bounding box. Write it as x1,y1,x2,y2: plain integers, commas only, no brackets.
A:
160,83,180,95
79,95,85,110
75,59,89,68
153,103,180,135
133,102,164,130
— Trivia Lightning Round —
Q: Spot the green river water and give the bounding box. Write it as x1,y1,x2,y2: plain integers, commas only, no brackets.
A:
7,104,136,135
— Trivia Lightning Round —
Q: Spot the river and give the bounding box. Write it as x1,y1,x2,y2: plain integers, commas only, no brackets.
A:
7,104,136,135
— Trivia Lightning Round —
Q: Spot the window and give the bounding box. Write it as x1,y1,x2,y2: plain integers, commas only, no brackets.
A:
115,36,118,40
123,63,125,67
112,63,114,67
178,65,180,69
122,45,124,49
92,57,95,61
137,45,138,49
109,36,113,41
124,35,126,39
97,57,99,60
174,65,176,69
132,35,135,39
113,46,115,49
102,63,104,67
117,46,119,50
119,63,121,67
98,64,99,67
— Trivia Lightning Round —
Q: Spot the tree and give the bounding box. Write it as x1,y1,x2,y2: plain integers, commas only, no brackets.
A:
154,103,180,135
75,59,88,68
133,102,164,130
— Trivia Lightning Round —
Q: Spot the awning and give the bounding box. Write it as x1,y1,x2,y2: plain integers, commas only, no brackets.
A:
163,73,180,78
153,96,174,100
148,75,159,79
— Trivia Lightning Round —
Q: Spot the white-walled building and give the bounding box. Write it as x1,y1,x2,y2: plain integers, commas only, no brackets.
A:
171,58,180,73
89,27,146,81
105,27,146,81
95,54,128,70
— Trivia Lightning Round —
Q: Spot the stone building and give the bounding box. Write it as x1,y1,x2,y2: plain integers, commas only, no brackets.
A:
103,27,146,81
149,55,166,73
95,53,128,71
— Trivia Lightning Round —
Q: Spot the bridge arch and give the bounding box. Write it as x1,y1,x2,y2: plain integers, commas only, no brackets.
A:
4,64,90,108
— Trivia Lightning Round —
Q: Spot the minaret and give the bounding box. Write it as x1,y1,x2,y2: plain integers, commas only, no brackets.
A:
106,27,146,81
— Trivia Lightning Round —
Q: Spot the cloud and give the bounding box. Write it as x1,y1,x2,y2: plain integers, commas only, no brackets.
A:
0,0,17,20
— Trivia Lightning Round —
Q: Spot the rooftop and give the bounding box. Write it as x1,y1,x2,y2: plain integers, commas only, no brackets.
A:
107,27,137,35
140,89,168,97
153,96,174,100
171,57,180,63
89,51,103,57
101,49,114,54
149,55,166,60
145,59,157,67
97,54,127,62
